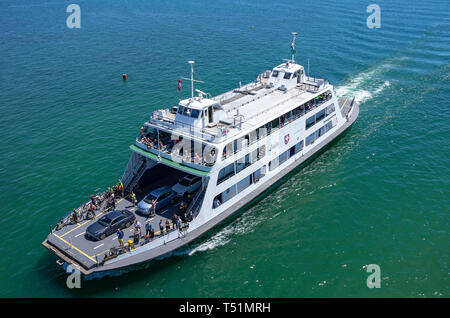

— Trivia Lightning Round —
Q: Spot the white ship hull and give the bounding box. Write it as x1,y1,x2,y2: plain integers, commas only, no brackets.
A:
43,44,360,275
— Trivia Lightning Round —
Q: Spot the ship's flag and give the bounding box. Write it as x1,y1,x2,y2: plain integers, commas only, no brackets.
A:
178,79,182,91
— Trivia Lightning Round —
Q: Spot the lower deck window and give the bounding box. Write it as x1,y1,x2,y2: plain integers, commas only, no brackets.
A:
295,140,304,153
306,120,335,146
213,165,267,209
269,140,304,171
217,146,265,185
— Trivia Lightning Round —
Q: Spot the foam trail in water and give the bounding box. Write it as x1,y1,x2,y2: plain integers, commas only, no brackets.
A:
187,229,232,256
187,211,266,256
335,62,392,103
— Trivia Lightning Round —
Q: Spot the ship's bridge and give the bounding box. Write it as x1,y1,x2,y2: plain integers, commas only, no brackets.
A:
267,62,305,91
175,96,228,129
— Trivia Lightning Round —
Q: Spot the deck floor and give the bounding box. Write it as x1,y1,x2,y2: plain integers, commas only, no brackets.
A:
338,96,354,118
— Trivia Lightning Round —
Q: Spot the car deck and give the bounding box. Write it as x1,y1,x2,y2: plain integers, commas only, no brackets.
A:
44,165,193,271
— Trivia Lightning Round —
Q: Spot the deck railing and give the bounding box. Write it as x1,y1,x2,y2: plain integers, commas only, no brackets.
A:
135,139,215,170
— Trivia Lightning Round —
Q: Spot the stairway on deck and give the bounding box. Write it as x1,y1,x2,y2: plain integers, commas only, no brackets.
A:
190,189,206,218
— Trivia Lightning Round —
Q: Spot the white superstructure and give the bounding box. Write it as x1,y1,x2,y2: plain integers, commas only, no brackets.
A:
123,34,355,241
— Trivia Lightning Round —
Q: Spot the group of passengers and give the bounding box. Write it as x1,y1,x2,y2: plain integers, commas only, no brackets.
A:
182,149,216,166
105,180,124,210
116,210,195,250
69,180,125,225
157,211,194,236
171,211,193,228
138,127,216,166
139,127,176,154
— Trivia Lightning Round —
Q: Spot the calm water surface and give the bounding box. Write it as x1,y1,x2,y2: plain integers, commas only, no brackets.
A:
0,0,449,297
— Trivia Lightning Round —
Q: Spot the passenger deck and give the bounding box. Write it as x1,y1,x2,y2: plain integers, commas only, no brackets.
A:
44,164,200,272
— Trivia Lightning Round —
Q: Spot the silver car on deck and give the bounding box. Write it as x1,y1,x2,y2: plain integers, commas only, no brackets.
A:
171,175,202,197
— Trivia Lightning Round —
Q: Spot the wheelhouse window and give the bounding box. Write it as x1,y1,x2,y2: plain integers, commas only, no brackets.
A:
284,72,292,80
183,107,191,116
190,109,201,118
272,70,279,77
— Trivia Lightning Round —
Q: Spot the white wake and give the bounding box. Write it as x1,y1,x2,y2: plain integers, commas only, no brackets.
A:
335,62,393,103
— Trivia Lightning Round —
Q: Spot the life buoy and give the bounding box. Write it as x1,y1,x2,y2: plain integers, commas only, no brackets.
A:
284,134,290,144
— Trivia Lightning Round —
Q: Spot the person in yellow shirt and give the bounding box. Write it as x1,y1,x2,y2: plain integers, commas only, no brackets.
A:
131,192,137,207
118,180,124,198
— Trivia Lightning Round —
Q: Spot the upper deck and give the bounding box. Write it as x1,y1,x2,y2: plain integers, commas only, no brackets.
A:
147,61,331,146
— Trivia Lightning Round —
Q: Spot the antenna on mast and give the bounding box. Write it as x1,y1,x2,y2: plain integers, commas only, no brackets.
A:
181,60,204,101
188,61,194,100
290,32,297,63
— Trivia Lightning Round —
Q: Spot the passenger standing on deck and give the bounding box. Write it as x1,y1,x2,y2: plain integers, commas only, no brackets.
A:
172,213,178,229
109,193,115,209
149,226,154,238
89,202,96,217
117,229,124,247
71,209,78,224
165,219,171,232
159,219,164,235
133,227,140,243
151,199,156,217
187,211,193,222
176,216,182,232
145,220,152,237
134,220,141,233
118,180,124,198
131,192,137,207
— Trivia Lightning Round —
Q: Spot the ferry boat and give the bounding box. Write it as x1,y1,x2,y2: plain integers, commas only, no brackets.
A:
43,33,359,275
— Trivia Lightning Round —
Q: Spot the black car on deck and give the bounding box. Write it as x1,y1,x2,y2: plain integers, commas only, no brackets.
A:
85,209,135,241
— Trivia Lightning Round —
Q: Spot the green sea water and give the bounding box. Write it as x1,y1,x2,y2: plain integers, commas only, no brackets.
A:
0,0,449,297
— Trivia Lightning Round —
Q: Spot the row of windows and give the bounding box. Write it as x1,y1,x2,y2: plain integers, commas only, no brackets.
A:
271,69,302,80
305,103,336,130
268,140,304,171
268,118,335,172
213,119,337,209
222,90,333,160
213,166,267,208
306,120,336,146
217,146,266,185
214,139,305,209
177,106,201,118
